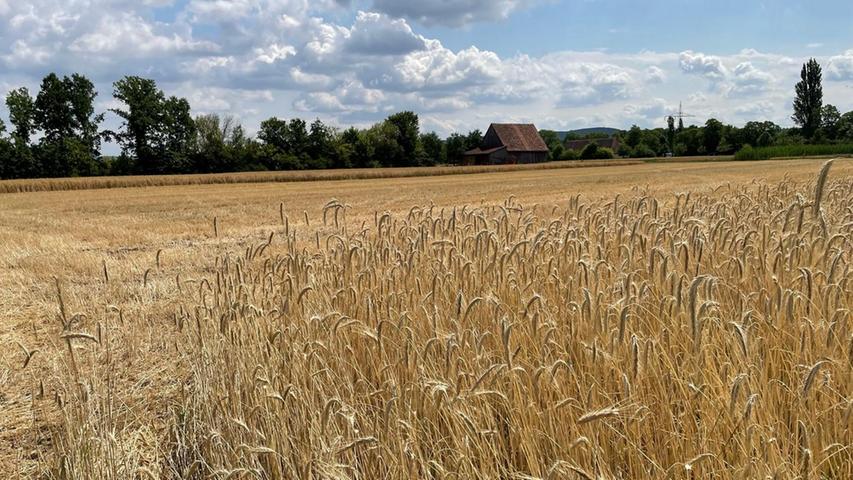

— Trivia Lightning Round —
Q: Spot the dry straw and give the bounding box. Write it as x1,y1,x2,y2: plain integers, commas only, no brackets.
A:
43,159,852,479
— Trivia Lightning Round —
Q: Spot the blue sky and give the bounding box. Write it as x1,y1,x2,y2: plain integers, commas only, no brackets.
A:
421,1,846,56
1,0,852,144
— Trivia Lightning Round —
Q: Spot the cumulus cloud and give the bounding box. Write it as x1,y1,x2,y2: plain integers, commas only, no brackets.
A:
623,98,674,125
0,1,218,80
345,11,425,55
441,52,641,107
734,100,775,117
186,0,258,22
725,61,774,97
3,40,54,66
827,50,853,81
679,50,727,81
289,67,334,89
416,95,472,112
69,12,217,57
678,50,775,98
687,91,708,104
646,66,666,84
371,0,536,27
294,80,385,113
556,63,636,107
392,40,502,91
0,0,848,139
253,44,297,64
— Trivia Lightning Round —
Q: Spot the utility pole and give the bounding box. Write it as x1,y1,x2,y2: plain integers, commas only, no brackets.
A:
667,102,695,130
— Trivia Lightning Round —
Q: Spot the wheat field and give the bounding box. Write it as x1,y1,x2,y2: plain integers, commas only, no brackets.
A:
0,159,851,478
0,159,644,194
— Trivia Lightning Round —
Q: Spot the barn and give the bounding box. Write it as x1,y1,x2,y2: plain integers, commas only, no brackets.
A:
462,123,549,165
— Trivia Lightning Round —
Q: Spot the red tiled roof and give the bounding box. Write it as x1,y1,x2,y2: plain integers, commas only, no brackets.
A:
490,124,549,152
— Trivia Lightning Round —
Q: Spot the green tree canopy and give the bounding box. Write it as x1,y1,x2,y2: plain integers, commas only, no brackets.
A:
258,117,289,152
625,125,643,149
703,119,723,154
111,76,194,174
792,58,823,138
419,132,445,166
820,104,841,139
385,111,420,167
29,73,104,176
111,76,167,173
742,121,781,147
6,87,35,144
308,118,334,166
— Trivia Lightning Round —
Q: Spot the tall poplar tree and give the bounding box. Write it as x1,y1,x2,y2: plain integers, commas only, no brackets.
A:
792,58,823,138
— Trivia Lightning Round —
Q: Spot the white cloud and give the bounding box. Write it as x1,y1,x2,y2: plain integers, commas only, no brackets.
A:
678,50,775,98
178,86,275,116
70,13,218,57
687,91,707,104
3,40,54,65
185,55,235,73
345,11,425,55
289,67,334,89
556,63,636,106
735,100,775,117
726,61,774,97
1,1,851,141
294,80,385,113
392,40,502,90
186,0,258,22
679,50,727,81
623,98,675,126
646,66,666,84
827,50,853,81
371,0,536,27
253,44,297,64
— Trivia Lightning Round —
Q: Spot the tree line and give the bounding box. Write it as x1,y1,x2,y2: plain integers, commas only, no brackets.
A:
539,58,851,160
0,74,487,179
0,59,847,179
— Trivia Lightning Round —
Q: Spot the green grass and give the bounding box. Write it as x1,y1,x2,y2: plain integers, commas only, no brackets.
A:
735,144,853,160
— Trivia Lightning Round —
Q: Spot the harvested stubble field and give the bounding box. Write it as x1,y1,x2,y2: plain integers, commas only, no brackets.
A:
0,159,851,479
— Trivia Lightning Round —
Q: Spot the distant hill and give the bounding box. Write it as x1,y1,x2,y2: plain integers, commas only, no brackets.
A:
552,127,621,141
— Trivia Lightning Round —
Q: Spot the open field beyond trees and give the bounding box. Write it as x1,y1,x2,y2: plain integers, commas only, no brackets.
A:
0,159,851,478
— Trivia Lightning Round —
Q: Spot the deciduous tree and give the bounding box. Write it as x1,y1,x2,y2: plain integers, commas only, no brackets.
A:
703,118,723,154
6,87,35,145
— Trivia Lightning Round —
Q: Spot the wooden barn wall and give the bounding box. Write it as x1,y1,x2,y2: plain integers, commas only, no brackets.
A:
482,127,502,150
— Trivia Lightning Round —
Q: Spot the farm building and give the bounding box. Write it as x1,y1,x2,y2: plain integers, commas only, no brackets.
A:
463,124,549,165
564,136,621,153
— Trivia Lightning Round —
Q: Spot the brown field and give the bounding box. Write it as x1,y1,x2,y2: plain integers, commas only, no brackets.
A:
0,158,851,478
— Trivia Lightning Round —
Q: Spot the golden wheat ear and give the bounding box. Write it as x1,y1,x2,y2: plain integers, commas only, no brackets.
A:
812,158,834,218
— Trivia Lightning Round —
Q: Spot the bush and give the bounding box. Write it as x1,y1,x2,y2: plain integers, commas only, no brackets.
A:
734,143,853,160
579,143,599,159
580,143,615,160
596,147,615,159
631,144,657,158
735,145,757,160
549,144,564,161
561,148,578,160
